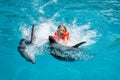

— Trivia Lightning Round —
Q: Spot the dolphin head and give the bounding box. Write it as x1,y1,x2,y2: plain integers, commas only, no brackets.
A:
49,36,57,43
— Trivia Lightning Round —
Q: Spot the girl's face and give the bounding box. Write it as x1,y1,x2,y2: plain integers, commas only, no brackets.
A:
57,26,65,35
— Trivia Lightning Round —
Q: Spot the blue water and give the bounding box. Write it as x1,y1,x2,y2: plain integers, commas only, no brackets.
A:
0,0,120,80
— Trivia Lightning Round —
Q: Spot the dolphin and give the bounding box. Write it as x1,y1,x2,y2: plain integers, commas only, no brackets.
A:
49,36,86,62
17,25,36,64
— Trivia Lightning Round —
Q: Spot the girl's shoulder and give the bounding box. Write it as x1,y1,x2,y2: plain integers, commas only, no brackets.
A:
65,32,69,35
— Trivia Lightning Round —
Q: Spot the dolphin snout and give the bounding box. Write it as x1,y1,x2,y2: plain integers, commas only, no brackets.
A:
49,36,57,43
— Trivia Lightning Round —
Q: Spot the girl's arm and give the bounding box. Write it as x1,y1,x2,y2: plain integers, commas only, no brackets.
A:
63,37,68,46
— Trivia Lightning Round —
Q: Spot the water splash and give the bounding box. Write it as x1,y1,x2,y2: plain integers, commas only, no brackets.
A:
67,24,97,46
20,19,97,60
19,24,31,39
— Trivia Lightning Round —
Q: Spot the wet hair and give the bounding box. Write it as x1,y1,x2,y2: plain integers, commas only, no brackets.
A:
57,25,67,32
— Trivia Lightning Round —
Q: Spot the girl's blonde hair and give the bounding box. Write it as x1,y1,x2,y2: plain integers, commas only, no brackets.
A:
57,25,67,32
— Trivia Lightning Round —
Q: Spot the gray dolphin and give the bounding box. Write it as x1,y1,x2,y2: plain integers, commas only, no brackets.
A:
49,36,86,62
17,25,36,64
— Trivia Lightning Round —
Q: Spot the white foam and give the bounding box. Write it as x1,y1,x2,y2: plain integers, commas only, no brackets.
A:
19,24,31,39
33,21,56,46
67,23,97,46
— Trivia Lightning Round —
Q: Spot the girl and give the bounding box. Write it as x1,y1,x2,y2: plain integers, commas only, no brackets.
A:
54,25,69,46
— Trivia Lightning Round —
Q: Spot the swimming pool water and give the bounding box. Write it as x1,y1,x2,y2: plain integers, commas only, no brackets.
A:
0,0,120,80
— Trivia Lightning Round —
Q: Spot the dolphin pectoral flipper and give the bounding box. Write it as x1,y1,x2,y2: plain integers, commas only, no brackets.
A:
72,41,86,48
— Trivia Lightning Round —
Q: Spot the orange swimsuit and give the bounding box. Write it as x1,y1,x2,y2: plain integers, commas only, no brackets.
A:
54,32,69,40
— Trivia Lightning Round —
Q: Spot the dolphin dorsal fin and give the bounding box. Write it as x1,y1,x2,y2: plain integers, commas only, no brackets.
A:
30,24,34,43
72,41,86,48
